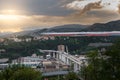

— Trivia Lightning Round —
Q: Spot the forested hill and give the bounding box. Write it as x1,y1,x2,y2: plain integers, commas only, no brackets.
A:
44,24,88,32
1,20,120,37
83,20,120,31
19,20,120,36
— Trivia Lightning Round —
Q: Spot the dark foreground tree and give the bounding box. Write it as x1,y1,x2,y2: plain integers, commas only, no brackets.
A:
80,41,120,80
0,65,42,80
65,71,79,80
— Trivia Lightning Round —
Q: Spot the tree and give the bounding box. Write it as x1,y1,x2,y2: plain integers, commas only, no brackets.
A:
105,41,120,80
80,41,120,80
65,72,79,80
0,65,42,80
80,51,104,80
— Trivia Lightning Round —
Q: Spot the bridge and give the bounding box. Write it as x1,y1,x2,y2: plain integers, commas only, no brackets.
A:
39,49,86,72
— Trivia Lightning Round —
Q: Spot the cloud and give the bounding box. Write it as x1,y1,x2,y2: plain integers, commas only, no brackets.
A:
119,5,120,13
0,10,120,32
76,1,102,15
66,0,120,14
0,0,120,32
66,10,120,24
0,14,70,32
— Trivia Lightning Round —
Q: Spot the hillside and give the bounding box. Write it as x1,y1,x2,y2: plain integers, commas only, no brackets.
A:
83,20,120,31
1,20,120,37
45,24,88,32
2,24,87,37
31,20,120,36
1,20,120,59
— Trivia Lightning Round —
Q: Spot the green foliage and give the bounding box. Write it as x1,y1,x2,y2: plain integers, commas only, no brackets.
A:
0,65,42,80
0,36,119,59
43,76,64,80
65,72,79,80
80,42,120,80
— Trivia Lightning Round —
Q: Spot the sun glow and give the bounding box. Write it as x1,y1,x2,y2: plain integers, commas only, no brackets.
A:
0,9,29,33
1,9,19,15
0,14,21,20
0,9,27,21
0,28,22,33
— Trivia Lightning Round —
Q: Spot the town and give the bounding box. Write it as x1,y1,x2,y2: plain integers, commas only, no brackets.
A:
0,34,115,80
0,44,87,77
0,0,120,80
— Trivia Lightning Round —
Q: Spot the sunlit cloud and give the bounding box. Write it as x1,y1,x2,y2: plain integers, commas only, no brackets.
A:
0,14,29,21
0,0,120,33
65,0,120,14
0,9,18,15
0,12,120,33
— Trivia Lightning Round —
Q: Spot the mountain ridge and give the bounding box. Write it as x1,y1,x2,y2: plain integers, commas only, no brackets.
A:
1,20,120,37
83,20,120,31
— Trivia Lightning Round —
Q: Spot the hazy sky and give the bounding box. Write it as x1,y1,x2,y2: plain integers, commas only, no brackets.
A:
0,0,120,32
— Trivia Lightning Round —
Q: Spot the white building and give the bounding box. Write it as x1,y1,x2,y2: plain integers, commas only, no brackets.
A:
12,54,43,68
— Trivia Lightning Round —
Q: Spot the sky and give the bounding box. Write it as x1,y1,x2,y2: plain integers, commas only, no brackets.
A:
0,0,120,32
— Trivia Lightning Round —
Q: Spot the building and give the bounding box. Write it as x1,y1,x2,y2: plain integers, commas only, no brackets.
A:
58,45,65,52
0,49,6,54
40,59,69,72
0,38,4,42
0,58,9,70
0,58,9,64
12,54,43,68
88,43,113,47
